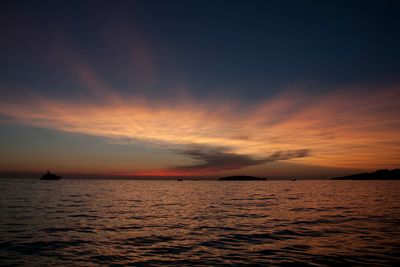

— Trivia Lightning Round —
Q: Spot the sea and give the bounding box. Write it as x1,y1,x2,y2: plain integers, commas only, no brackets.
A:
0,179,399,266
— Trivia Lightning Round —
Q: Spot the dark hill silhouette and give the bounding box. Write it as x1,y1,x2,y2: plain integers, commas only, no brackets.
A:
40,170,61,180
218,175,267,181
331,169,400,180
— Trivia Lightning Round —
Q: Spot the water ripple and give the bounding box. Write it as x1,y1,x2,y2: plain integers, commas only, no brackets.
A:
0,179,399,266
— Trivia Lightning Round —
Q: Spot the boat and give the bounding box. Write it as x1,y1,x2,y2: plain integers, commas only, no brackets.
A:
40,170,61,180
291,177,297,181
177,179,183,181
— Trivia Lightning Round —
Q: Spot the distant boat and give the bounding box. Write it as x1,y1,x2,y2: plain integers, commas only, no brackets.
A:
177,179,183,181
40,170,61,180
291,177,297,181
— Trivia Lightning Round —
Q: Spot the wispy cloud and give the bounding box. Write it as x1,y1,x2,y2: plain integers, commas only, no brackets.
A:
0,85,399,174
170,146,309,174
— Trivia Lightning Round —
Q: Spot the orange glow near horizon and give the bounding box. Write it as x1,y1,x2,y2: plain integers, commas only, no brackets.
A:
0,86,399,175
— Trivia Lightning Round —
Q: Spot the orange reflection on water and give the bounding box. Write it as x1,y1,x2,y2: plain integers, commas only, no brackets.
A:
2,180,399,264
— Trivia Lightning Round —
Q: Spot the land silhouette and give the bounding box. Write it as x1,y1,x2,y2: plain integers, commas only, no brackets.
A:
218,175,267,181
331,169,400,180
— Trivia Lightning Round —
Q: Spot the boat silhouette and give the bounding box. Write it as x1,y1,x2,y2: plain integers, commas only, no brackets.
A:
40,170,61,180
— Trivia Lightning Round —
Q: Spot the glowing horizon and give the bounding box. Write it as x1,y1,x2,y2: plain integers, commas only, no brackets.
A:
1,1,399,178
1,85,399,176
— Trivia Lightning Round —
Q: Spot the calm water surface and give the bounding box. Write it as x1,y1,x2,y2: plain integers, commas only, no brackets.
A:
0,179,399,266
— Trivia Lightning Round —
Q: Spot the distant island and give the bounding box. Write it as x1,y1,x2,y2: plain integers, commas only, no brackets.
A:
331,169,400,180
218,176,267,181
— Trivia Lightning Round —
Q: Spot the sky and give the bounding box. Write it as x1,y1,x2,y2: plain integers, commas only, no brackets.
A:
0,0,399,178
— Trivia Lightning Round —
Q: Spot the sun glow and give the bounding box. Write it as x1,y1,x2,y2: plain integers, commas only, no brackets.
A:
1,86,399,174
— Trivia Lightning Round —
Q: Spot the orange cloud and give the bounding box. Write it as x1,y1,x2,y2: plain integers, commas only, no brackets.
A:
0,86,399,174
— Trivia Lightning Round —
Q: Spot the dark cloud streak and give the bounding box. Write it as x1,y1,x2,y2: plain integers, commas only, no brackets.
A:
173,147,310,173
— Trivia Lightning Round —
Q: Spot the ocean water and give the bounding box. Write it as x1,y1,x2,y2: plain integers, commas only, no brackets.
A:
0,179,399,266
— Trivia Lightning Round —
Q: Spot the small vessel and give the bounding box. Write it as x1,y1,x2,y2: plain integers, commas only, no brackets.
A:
40,170,61,180
177,179,183,181
291,177,297,181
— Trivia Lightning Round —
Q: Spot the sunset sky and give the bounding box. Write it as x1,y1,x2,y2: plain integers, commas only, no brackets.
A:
0,1,399,178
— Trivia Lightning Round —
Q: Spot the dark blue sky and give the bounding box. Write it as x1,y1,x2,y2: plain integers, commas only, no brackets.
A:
1,0,399,101
1,1,400,177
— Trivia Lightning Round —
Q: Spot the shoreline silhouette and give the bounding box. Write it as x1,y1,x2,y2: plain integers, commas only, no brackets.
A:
331,169,400,180
218,176,267,181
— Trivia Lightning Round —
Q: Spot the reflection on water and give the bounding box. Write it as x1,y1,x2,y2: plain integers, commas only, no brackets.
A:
0,179,399,266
